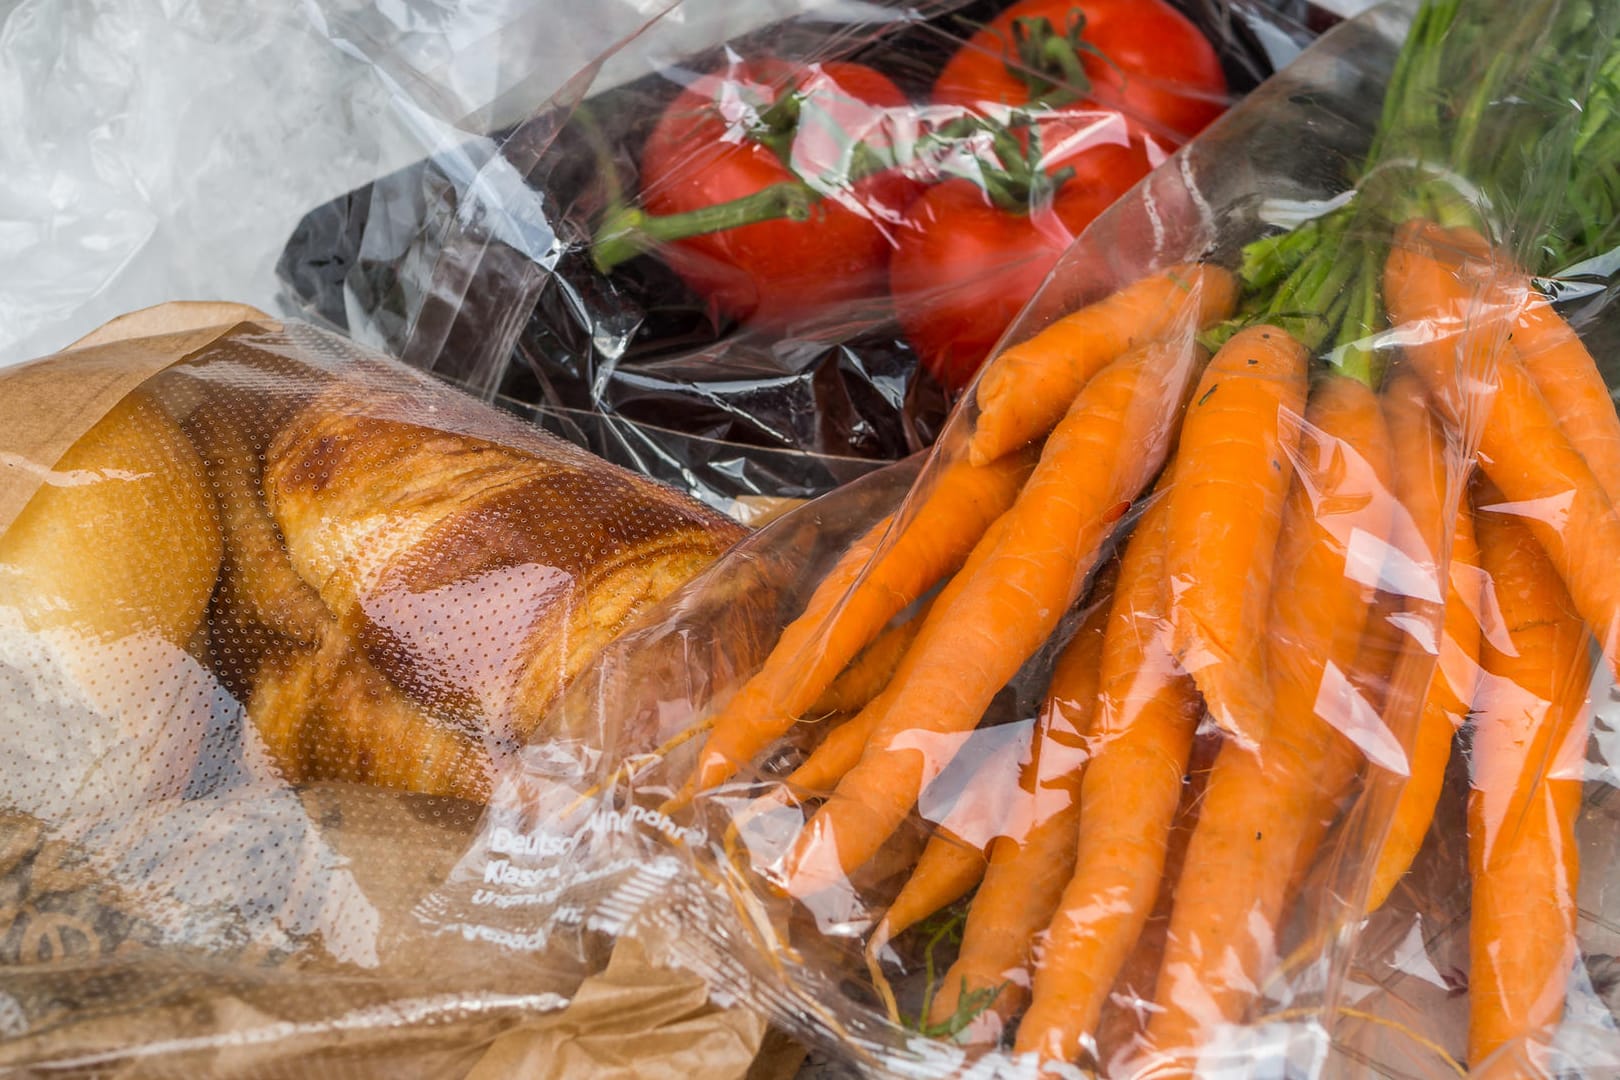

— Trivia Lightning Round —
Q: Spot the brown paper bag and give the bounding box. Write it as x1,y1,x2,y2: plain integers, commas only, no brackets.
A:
0,303,783,1079
0,301,272,535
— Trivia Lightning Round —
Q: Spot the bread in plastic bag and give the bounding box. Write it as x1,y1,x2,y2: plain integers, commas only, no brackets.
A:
422,1,1620,1075
0,303,768,1077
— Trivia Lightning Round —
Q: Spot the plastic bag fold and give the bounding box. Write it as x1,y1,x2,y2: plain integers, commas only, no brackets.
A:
277,0,1324,511
431,2,1620,1076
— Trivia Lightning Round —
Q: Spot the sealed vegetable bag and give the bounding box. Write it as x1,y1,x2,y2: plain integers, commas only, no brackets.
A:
426,0,1620,1075
278,0,1320,510
0,303,785,1077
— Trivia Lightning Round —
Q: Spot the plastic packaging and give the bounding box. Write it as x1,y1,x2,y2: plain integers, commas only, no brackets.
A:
0,304,771,1077
422,1,1620,1076
1,0,933,371
276,0,1327,511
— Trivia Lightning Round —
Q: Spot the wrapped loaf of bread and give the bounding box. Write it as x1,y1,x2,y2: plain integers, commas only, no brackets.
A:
0,306,772,1080
237,382,745,800
0,314,747,806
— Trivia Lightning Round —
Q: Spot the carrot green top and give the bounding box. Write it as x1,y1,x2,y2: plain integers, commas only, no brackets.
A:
1210,0,1620,387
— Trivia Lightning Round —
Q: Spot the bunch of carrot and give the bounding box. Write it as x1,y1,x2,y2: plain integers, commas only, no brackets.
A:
656,0,1620,1074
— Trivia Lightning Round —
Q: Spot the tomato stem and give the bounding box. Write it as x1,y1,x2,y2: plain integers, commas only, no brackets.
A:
751,86,803,162
572,104,626,212
591,181,816,274
1007,15,1095,107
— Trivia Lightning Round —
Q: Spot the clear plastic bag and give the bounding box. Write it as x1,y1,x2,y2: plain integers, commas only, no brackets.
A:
275,0,1328,510
0,305,769,1077
422,1,1620,1075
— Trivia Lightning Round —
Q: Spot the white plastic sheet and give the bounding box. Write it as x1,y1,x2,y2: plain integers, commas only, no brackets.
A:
0,0,885,368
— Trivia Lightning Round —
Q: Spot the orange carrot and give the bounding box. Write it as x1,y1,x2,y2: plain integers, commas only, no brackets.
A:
1015,482,1203,1065
1163,323,1308,748
1412,224,1620,506
787,516,1013,793
1514,296,1620,506
868,834,988,979
685,451,1032,797
1282,593,1406,903
923,572,1114,1043
1142,373,1395,1067
1365,504,1481,912
1468,502,1591,1074
810,600,931,716
1093,738,1215,1077
781,336,1206,896
864,718,1044,1012
968,265,1236,466
1385,220,1620,675
1292,369,1475,904
786,702,888,795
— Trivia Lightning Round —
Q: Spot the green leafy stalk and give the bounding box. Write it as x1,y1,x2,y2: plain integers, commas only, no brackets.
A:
1225,0,1620,386
1240,217,1324,294
1330,241,1388,388
898,906,1006,1040
916,979,1004,1041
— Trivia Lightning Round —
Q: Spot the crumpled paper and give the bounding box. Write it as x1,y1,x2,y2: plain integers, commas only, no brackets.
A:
466,939,782,1080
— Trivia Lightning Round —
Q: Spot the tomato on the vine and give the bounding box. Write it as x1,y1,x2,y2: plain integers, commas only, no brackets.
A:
634,59,922,330
891,175,1117,393
890,104,1149,393
889,0,1226,392
933,0,1228,142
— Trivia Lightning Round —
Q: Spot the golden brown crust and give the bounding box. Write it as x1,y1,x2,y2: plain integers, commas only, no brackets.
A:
0,391,221,646
263,385,745,741
248,632,494,804
185,407,331,646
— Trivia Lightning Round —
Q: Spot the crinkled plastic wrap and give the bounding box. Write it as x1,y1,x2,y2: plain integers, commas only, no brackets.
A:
421,1,1620,1076
276,0,1325,511
0,305,771,1076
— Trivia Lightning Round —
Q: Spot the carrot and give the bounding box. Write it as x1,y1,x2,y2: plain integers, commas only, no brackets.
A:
1141,373,1395,1068
1093,737,1215,1076
1282,593,1405,903
1292,369,1476,905
968,265,1237,466
786,705,886,795
684,450,1033,798
1402,222,1620,504
780,335,1206,896
810,600,930,716
787,516,1013,793
1163,324,1308,748
1514,296,1620,506
867,834,988,994
1385,220,1620,675
865,716,1045,1022
1364,504,1482,912
1468,502,1591,1075
1014,481,1203,1066
923,572,1114,1043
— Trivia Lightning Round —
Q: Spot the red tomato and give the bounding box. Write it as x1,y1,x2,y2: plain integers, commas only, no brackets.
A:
639,59,921,330
892,0,1223,391
890,177,1117,393
932,0,1228,142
